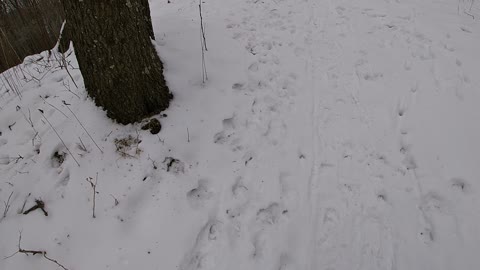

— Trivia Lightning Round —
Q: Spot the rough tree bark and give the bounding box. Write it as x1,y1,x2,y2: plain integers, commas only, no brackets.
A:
62,0,171,124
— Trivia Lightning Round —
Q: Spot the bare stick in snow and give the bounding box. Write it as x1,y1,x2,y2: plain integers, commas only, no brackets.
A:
61,54,78,89
39,96,69,119
18,193,31,214
53,29,78,89
19,108,41,144
63,100,103,153
77,137,88,152
4,232,70,270
110,194,119,206
199,0,208,83
13,155,23,164
62,80,80,99
2,191,14,220
38,109,80,167
464,10,475,19
23,199,48,216
86,173,98,218
147,156,158,170
199,1,208,51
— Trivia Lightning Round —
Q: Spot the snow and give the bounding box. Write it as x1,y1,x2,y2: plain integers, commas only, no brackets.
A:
1,0,480,269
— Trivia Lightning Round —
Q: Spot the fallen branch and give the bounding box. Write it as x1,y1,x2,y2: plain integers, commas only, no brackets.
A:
23,199,48,216
4,232,70,270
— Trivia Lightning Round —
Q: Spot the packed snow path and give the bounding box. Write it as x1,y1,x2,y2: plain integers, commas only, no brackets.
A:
1,0,479,269
176,0,480,269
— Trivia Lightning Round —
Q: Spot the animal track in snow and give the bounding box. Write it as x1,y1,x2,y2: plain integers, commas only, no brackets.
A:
0,138,7,147
226,205,247,219
248,62,260,72
51,148,67,172
262,119,287,146
56,170,70,187
187,179,214,209
225,176,251,222
180,219,224,270
419,225,435,244
55,170,71,198
397,101,407,117
232,177,249,198
256,202,287,225
352,217,395,270
251,232,266,260
418,191,458,244
420,192,449,215
316,207,341,246
451,178,470,193
276,253,293,270
213,116,244,151
279,172,299,211
232,82,246,91
363,72,383,81
162,157,185,174
402,154,417,171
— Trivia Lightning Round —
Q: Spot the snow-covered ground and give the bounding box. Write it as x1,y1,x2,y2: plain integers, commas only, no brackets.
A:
1,0,480,269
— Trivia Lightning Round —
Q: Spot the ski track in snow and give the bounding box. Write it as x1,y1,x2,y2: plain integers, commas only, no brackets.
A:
1,0,480,269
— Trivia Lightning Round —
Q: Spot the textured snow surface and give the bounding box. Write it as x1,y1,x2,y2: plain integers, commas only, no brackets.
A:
1,0,480,269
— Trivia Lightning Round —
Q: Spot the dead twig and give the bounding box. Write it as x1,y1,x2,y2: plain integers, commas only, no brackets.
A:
23,199,48,216
199,0,208,83
135,130,141,156
19,193,31,214
39,96,69,119
63,100,103,154
60,52,78,89
62,80,80,99
39,109,80,167
110,194,119,206
86,173,98,218
2,191,14,220
32,132,39,146
464,10,475,19
77,137,87,152
156,134,165,144
13,155,23,164
4,232,70,270
43,253,69,270
19,108,41,145
199,0,208,51
147,156,158,170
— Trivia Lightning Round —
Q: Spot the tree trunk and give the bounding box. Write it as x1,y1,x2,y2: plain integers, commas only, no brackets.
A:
62,0,171,124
